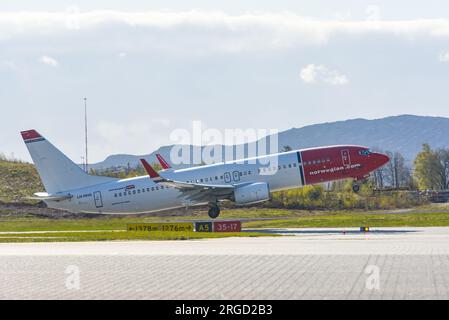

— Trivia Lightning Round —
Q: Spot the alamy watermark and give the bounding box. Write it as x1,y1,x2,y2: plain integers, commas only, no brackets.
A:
364,264,380,290
168,121,280,174
65,265,80,290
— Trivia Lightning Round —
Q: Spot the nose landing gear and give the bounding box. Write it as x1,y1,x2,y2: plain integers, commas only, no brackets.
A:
208,203,221,219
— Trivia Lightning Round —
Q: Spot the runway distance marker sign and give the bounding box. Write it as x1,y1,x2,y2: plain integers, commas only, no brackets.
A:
213,221,242,233
195,221,213,232
127,223,194,232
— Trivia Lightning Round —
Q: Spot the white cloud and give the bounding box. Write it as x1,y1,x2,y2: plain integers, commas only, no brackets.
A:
439,52,449,62
300,64,348,85
365,5,382,21
40,55,59,67
1,11,449,54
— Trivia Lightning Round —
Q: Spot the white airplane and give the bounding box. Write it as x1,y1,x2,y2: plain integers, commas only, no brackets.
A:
21,129,389,218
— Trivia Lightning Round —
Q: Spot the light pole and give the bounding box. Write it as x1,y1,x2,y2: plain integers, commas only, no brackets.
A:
84,97,88,173
81,156,85,172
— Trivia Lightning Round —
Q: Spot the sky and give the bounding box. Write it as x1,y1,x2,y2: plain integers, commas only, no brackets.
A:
1,1,449,163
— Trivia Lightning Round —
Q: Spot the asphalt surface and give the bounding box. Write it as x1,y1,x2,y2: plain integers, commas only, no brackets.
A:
1,227,449,299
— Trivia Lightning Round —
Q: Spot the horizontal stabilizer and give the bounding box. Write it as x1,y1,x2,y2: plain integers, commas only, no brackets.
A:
25,192,73,202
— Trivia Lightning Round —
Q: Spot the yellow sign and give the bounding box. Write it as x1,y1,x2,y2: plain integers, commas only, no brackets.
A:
127,223,194,232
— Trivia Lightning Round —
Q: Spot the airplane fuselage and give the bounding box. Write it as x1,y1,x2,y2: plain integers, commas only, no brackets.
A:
48,145,389,214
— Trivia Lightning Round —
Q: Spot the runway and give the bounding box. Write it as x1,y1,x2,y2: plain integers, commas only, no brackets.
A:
1,227,449,299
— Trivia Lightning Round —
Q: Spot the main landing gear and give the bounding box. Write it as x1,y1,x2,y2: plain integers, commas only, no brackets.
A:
352,182,360,193
208,203,221,219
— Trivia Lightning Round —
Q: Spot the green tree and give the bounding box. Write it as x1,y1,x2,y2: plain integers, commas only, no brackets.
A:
414,144,442,190
436,149,449,190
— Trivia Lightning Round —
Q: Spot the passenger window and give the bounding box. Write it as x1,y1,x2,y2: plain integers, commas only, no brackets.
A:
156,186,159,191
114,193,117,197
288,164,292,168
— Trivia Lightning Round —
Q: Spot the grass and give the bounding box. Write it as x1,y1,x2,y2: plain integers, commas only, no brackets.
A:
3,207,449,233
4,209,449,243
0,230,272,243
2,180,449,242
0,208,305,232
0,160,43,203
244,211,449,228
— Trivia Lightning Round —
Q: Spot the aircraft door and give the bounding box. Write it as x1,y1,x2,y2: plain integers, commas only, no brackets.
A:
341,149,351,166
224,172,232,183
93,191,103,208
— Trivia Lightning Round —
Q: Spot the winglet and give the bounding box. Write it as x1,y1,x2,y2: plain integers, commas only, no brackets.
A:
140,159,165,182
156,154,171,170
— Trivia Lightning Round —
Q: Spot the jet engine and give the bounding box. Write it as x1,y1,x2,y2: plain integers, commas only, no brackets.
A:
234,182,270,205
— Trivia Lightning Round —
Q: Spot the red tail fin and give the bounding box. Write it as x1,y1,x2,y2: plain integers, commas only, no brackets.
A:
156,154,171,170
140,159,160,178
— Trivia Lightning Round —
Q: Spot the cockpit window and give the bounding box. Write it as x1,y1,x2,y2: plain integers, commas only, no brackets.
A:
359,149,372,156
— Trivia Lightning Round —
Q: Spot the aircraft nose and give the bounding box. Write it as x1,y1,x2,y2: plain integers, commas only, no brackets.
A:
373,152,390,167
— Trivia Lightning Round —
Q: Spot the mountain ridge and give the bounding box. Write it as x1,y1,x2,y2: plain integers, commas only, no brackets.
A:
89,114,449,170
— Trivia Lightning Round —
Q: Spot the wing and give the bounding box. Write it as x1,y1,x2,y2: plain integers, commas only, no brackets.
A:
140,159,235,202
